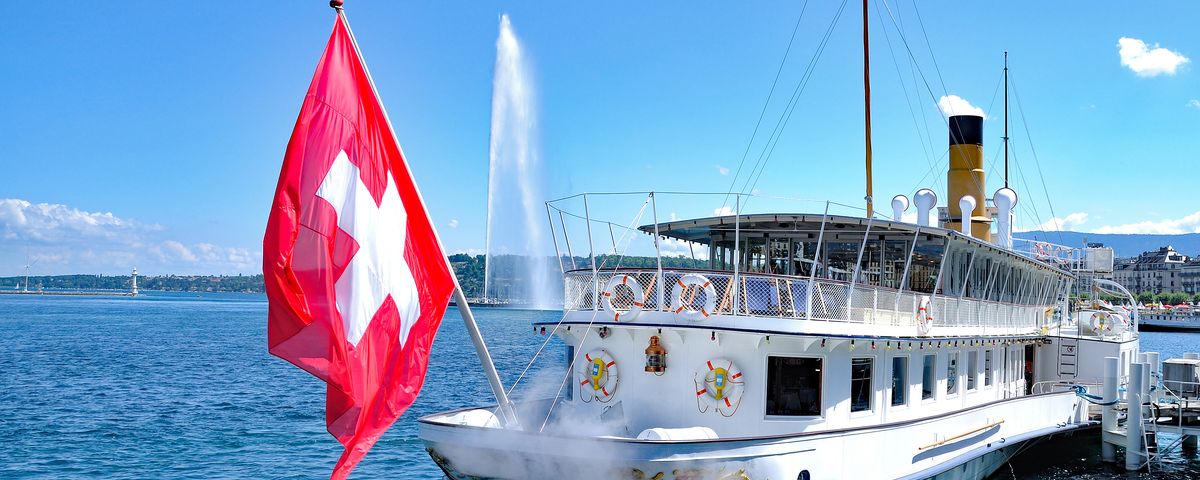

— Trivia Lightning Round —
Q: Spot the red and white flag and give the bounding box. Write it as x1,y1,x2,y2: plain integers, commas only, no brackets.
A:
263,13,455,479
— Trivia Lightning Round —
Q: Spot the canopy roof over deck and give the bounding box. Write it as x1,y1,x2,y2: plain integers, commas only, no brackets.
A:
638,213,1073,278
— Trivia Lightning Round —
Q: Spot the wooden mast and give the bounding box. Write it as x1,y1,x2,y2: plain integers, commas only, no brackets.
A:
863,0,874,217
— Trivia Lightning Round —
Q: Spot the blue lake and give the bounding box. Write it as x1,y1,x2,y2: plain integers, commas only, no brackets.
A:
0,291,1196,478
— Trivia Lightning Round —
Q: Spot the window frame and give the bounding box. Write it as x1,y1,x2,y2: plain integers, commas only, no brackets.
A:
946,351,960,397
967,350,979,392
850,357,874,414
890,355,909,408
764,355,826,419
921,353,937,402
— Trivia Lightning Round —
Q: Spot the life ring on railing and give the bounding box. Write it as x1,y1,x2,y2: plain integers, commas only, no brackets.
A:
671,273,718,321
695,358,744,416
577,349,618,403
600,274,645,322
916,295,933,336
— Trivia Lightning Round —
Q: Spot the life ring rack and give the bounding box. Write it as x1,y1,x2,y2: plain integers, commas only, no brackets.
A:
577,349,618,403
600,274,645,322
671,273,718,321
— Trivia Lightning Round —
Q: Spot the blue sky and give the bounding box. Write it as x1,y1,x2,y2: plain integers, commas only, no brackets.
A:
1,1,1197,276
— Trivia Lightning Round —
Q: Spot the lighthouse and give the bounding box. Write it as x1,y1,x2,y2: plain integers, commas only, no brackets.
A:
131,267,139,296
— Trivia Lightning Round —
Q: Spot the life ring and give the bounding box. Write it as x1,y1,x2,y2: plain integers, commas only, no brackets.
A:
601,274,645,322
671,273,718,321
577,349,618,403
916,295,933,336
694,358,744,416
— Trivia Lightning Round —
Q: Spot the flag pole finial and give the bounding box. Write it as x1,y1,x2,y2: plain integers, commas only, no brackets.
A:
329,0,344,10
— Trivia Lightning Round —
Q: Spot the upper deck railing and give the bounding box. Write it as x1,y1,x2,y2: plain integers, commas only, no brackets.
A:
546,192,1072,335
565,267,1053,335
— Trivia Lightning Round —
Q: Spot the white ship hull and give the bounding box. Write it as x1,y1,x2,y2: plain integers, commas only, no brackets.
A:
421,392,1088,480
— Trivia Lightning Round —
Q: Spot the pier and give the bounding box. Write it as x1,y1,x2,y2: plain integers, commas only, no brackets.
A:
1097,352,1200,472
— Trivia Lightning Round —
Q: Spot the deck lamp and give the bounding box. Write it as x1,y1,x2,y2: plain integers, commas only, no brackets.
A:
645,336,667,373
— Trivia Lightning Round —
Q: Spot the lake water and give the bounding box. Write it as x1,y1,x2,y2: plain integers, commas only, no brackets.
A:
0,291,1196,478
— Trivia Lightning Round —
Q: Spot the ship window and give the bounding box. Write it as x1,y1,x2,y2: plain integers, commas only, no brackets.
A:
922,354,936,400
947,352,960,395
891,356,908,406
985,350,994,387
967,351,978,391
766,356,823,416
850,358,873,412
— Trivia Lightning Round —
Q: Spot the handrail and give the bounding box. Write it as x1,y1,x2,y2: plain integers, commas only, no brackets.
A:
917,419,1005,451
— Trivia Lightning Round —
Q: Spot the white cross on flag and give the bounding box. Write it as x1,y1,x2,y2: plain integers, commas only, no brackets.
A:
263,13,456,479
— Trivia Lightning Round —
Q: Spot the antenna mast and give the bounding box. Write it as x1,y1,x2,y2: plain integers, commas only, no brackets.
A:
863,0,874,217
1003,51,1009,188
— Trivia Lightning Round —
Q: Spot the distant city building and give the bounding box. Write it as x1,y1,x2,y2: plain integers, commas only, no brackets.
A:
1112,246,1190,294
1183,259,1200,295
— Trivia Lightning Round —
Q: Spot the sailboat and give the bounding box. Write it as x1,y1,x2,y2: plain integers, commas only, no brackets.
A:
418,3,1140,479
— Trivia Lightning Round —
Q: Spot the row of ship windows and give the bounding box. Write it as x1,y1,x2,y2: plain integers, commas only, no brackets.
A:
765,350,1008,417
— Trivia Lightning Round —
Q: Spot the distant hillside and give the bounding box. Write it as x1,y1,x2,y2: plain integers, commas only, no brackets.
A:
1015,231,1200,258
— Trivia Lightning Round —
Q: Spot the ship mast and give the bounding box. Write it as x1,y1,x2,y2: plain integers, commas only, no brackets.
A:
1003,51,1009,188
863,0,874,217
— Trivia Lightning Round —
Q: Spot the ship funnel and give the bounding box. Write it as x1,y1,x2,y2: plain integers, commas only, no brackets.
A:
891,195,909,222
945,115,992,241
993,187,1018,249
958,195,976,237
914,189,937,226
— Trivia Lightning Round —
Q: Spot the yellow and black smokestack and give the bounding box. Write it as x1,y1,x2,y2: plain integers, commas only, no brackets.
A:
946,115,992,241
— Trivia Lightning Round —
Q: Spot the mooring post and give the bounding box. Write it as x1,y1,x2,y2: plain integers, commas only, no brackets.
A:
1102,356,1118,463
1126,362,1146,471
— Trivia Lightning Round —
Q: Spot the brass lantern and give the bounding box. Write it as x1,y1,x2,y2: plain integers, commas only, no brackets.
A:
645,335,667,373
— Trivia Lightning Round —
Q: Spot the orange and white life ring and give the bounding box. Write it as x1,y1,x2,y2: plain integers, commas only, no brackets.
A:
916,295,933,336
577,349,618,403
671,273,718,321
600,274,645,322
695,358,744,416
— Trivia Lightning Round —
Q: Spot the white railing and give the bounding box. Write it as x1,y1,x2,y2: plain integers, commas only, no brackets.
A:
565,267,1050,333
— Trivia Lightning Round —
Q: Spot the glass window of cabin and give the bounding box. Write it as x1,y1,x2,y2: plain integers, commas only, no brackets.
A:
745,237,768,273
882,239,908,289
967,351,978,391
766,356,823,416
769,238,790,275
947,352,960,395
792,241,817,277
850,358,873,412
985,350,994,387
856,240,882,286
891,356,908,407
909,236,947,294
922,354,936,400
825,242,859,282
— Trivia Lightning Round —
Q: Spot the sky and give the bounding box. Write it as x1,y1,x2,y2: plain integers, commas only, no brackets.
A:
1,1,1198,276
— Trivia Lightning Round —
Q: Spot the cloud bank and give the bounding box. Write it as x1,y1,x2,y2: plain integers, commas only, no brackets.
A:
0,198,260,276
1118,37,1189,77
1026,210,1200,235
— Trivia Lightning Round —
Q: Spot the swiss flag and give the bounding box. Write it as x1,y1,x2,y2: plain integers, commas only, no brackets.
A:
263,12,456,479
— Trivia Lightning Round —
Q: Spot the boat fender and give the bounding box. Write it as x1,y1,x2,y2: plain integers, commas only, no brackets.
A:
601,273,645,322
672,273,718,321
577,349,619,403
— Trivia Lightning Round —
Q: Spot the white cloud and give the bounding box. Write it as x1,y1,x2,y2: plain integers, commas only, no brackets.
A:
1188,99,1200,109
713,206,735,216
1034,212,1090,232
669,212,679,221
447,219,460,229
1093,211,1200,234
658,237,709,260
716,165,730,176
1118,37,1189,77
0,198,259,275
937,95,986,119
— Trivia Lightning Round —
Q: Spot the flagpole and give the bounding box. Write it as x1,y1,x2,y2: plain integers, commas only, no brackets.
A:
332,2,519,428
